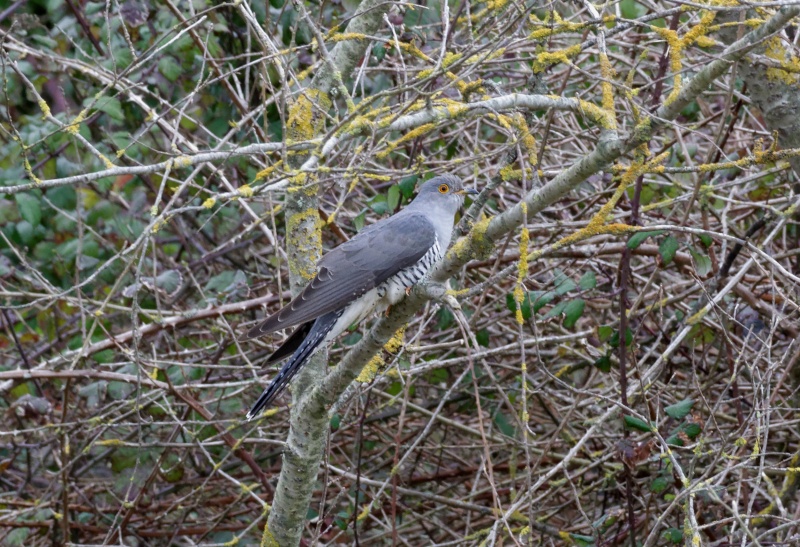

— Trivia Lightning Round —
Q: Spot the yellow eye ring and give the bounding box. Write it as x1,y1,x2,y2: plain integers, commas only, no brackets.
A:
438,184,449,194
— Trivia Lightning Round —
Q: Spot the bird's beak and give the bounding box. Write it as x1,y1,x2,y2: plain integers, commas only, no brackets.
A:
458,188,480,196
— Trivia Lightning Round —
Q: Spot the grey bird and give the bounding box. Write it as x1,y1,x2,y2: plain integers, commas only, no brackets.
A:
243,174,477,419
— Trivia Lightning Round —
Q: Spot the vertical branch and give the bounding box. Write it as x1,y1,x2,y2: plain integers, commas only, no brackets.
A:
262,0,393,544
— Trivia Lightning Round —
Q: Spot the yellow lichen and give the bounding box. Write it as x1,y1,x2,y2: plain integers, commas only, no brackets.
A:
578,100,616,130
202,197,216,209
96,439,125,446
23,157,42,184
255,160,284,182
527,11,585,40
239,184,254,198
448,214,493,261
599,53,617,127
286,207,323,281
174,155,192,168
357,354,384,383
377,123,436,159
66,109,88,135
286,89,332,144
38,99,51,120
764,36,800,84
357,327,405,382
329,32,368,43
260,524,278,547
532,44,581,73
515,203,530,325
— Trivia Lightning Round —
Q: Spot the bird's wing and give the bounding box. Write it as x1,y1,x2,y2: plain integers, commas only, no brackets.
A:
244,212,436,339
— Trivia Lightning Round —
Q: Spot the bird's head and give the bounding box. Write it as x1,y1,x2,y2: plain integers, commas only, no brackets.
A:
410,174,479,215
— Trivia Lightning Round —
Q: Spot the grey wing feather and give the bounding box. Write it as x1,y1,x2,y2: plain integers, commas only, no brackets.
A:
244,212,436,339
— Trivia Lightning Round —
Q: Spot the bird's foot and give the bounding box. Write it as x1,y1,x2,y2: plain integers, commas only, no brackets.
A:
418,281,462,310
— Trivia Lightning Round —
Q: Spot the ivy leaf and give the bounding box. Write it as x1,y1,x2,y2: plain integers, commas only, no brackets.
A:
627,230,665,249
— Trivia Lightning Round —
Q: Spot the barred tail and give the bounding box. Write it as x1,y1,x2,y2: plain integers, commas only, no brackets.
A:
246,311,340,420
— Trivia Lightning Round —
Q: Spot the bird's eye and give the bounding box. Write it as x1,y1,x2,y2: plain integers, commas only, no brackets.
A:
438,184,449,194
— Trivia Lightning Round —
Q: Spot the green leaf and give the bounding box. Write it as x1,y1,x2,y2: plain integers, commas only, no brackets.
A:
543,300,567,319
95,96,124,121
571,535,595,547
387,184,400,211
662,528,683,543
620,0,647,18
372,43,386,62
353,211,366,231
627,230,665,249
650,476,670,493
398,176,418,199
689,248,712,277
530,290,555,312
665,398,695,420
609,328,633,348
368,194,388,214
578,271,596,290
493,410,516,437
594,353,611,373
623,415,652,433
597,325,614,343
659,235,679,265
562,299,585,328
15,221,35,245
158,56,182,82
47,186,77,210
553,270,577,295
698,233,713,247
476,328,490,347
666,422,702,446
436,306,454,330
330,414,340,430
5,527,30,546
506,293,531,321
683,422,701,438
15,193,42,227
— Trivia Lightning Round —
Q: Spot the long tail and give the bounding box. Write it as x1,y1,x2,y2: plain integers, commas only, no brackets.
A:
246,311,341,420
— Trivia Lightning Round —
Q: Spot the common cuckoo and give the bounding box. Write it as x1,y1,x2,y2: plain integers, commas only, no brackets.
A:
243,174,477,419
